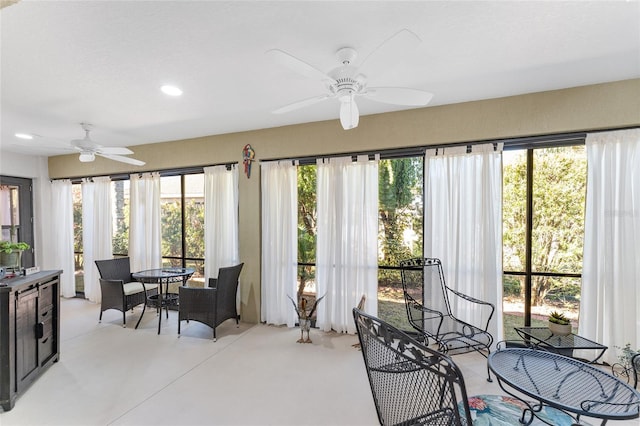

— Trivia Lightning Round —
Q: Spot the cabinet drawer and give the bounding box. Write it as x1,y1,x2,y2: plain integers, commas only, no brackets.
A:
38,334,56,365
39,311,53,338
39,283,54,311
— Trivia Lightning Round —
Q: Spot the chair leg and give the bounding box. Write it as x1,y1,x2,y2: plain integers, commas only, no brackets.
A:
122,311,126,328
99,310,103,323
135,302,146,329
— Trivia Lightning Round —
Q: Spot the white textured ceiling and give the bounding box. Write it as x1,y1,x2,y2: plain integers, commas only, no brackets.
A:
1,0,639,158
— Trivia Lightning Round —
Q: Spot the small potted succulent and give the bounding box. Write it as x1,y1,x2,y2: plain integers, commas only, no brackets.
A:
548,310,572,336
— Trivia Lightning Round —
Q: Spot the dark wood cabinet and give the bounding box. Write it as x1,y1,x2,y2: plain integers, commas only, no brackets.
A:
0,270,61,411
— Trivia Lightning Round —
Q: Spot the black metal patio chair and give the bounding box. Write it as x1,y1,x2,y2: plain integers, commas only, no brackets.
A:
400,258,494,357
632,352,640,389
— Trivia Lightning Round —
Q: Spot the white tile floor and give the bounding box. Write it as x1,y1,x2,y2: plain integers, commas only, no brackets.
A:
0,298,637,425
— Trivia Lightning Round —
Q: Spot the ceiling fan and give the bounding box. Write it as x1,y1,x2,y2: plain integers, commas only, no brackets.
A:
267,29,433,130
70,123,145,166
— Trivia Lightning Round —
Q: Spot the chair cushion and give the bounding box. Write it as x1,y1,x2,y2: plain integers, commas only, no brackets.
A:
459,394,580,426
122,281,158,295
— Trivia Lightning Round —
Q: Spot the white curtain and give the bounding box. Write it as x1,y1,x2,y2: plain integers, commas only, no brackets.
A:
129,172,161,273
260,160,298,327
316,155,379,334
204,165,239,281
82,177,113,303
424,144,503,343
50,179,76,298
580,129,640,365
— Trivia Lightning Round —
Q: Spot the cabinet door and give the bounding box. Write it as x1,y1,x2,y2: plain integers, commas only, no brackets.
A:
15,287,38,392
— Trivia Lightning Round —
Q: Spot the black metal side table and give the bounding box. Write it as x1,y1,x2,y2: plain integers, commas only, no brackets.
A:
515,326,608,363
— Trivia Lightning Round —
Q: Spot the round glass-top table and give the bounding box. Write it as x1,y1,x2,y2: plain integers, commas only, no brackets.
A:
132,267,195,334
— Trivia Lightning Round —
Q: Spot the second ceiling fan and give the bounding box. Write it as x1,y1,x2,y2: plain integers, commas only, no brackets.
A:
268,29,433,130
70,123,145,166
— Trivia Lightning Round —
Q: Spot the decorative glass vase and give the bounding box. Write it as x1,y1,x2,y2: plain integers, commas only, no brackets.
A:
0,250,22,270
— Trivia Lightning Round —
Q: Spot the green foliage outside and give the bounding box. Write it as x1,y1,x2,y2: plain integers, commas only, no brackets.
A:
378,158,423,270
161,199,204,271
503,147,586,306
297,165,317,298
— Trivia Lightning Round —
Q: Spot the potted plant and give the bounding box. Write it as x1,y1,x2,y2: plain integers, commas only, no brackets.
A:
0,241,30,269
548,310,572,336
611,343,639,384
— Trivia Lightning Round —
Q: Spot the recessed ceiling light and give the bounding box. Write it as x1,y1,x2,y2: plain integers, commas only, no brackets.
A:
161,85,183,96
15,133,34,140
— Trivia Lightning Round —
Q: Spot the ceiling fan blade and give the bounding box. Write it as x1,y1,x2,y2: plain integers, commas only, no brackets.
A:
357,28,421,78
363,87,433,106
272,94,332,114
339,97,359,130
96,146,133,155
97,153,145,166
266,49,336,83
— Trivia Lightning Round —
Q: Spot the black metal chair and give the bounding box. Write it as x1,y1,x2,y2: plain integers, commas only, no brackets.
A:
632,353,640,389
353,308,574,426
178,263,244,340
95,257,158,327
400,258,494,357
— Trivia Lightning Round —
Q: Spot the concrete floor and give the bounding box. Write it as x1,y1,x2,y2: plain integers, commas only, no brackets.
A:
0,298,637,425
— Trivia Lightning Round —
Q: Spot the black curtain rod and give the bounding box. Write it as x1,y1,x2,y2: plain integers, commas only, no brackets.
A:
62,162,238,184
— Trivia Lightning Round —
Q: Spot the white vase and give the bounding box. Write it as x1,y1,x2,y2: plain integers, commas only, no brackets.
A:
548,321,572,336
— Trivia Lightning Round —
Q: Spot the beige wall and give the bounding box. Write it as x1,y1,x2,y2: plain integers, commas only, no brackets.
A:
48,79,640,323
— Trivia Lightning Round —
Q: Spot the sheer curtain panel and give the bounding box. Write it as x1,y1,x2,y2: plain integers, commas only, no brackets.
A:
204,165,239,281
580,129,640,365
260,161,298,327
424,143,503,344
129,172,161,272
50,179,76,298
82,177,113,303
316,155,379,334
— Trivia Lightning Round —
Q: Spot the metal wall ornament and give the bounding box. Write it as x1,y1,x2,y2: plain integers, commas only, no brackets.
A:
242,144,255,178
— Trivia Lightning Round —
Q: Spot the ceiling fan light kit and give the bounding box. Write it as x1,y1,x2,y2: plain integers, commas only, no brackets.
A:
268,29,433,131
79,152,95,162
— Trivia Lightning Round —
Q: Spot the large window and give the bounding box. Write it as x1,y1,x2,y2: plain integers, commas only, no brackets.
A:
72,173,205,294
377,157,423,330
160,174,204,285
296,156,423,330
295,143,587,337
502,146,586,339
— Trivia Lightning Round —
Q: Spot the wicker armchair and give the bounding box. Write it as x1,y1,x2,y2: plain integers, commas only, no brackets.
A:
353,308,573,426
95,257,158,328
178,263,244,340
400,258,494,357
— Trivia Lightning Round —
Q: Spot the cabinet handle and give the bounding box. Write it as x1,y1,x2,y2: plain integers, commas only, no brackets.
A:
36,322,44,339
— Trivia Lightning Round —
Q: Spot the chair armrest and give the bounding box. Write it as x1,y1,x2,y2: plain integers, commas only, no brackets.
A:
99,278,125,295
445,287,495,332
179,286,218,300
408,298,445,319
